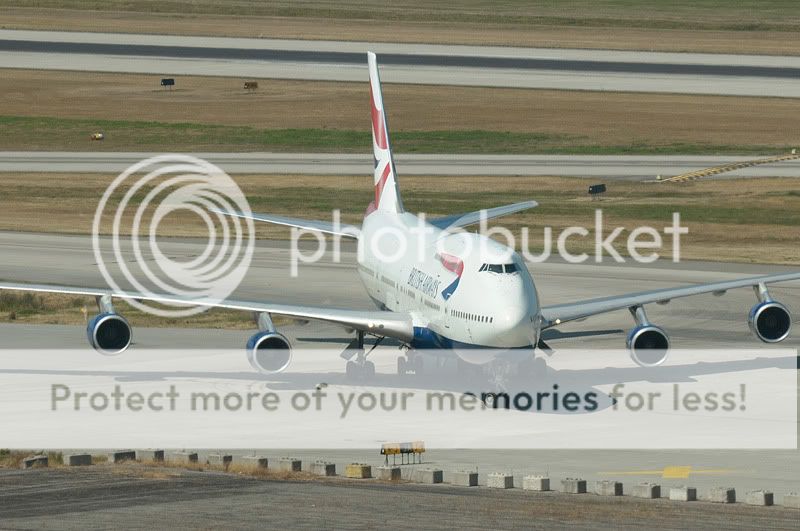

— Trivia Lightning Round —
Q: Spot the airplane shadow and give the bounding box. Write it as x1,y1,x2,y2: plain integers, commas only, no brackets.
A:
1,352,795,415
296,337,404,347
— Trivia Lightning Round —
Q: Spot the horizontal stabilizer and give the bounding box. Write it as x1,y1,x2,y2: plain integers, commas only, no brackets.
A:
211,209,360,238
428,200,538,231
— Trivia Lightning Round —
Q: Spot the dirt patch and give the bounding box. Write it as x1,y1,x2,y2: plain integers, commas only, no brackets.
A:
2,464,798,529
0,289,298,329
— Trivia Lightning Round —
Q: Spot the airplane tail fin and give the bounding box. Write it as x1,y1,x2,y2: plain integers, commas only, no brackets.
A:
367,52,404,215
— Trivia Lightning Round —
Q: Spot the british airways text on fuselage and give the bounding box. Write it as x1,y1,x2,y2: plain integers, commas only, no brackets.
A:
407,267,441,299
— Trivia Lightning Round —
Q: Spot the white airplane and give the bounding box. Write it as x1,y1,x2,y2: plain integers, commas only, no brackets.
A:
0,52,798,381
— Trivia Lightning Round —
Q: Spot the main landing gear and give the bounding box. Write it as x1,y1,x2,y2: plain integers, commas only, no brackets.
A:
344,331,382,380
397,349,423,376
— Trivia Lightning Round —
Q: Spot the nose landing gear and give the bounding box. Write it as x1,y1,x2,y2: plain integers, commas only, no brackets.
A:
346,356,375,380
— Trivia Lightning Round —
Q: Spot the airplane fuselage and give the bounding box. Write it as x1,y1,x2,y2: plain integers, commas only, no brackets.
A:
357,210,541,357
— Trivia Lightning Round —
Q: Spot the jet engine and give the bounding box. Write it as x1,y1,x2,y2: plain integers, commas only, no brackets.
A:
246,331,292,374
86,312,132,355
246,312,292,374
748,301,792,343
85,294,131,355
626,324,670,367
626,305,671,367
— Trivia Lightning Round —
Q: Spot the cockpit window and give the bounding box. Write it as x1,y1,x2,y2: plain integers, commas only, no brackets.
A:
479,263,518,274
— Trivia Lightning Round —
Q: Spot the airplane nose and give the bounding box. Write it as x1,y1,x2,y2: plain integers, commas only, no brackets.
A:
486,266,539,346
496,300,537,347
498,300,532,331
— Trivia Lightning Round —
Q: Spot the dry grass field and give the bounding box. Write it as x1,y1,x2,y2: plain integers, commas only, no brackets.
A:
3,2,800,55
0,290,262,329
2,70,799,153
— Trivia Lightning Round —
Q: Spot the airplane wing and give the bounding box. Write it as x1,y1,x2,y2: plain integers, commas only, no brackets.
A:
211,209,361,238
0,281,413,341
540,271,800,328
428,201,538,231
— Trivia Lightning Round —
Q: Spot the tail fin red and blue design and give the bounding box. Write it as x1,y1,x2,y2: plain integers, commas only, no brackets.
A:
367,52,404,215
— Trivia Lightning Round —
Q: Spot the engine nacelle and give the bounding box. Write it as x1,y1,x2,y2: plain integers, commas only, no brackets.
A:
626,324,670,367
749,301,791,343
246,331,292,374
86,313,132,355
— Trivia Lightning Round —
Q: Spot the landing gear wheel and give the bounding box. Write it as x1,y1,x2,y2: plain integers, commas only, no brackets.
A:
413,355,424,375
346,358,375,381
397,356,407,375
346,360,358,379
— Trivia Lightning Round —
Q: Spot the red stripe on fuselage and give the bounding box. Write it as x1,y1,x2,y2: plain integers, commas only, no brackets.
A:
438,253,464,276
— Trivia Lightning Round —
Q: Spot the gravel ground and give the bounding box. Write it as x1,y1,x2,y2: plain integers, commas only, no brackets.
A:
0,466,797,530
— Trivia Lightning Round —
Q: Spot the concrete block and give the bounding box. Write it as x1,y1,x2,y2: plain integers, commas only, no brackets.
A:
136,450,164,462
632,483,661,499
278,458,302,472
561,478,587,494
414,468,443,484
708,487,736,503
109,450,136,464
171,451,199,464
745,490,773,506
21,455,48,469
311,461,336,477
783,492,800,509
345,463,371,479
669,486,697,502
207,454,233,467
65,454,92,466
450,471,479,487
376,466,402,481
595,480,623,496
238,455,268,469
523,475,550,491
488,473,514,489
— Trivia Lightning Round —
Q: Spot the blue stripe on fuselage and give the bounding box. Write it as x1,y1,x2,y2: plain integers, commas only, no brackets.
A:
412,326,518,350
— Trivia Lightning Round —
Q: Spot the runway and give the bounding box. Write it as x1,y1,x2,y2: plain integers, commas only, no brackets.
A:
1,30,799,96
6,38,800,79
0,232,797,494
3,152,800,178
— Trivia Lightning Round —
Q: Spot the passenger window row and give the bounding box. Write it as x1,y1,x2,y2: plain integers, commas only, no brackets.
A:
450,309,493,323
